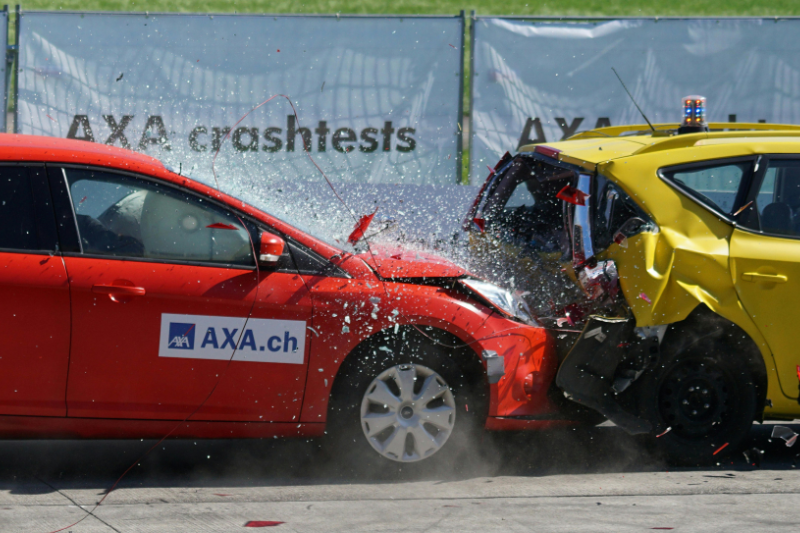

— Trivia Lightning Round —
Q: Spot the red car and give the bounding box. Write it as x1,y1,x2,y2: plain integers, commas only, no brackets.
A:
0,134,572,464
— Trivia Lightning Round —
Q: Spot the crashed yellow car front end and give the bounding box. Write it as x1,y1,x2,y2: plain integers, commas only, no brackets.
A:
466,123,800,463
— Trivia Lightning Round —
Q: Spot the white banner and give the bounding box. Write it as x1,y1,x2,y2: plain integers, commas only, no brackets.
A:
471,18,800,183
17,12,463,187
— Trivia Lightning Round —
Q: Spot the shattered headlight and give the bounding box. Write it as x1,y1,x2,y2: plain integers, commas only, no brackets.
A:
460,279,535,325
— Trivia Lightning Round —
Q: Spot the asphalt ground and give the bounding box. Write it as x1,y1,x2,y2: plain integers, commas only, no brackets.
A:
1,421,799,532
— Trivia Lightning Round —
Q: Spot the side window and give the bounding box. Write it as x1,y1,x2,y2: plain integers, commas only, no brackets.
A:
745,159,800,237
592,175,652,251
0,166,38,251
661,161,751,217
62,168,254,266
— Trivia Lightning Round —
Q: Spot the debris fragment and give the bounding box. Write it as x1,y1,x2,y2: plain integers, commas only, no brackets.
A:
732,200,753,217
244,521,284,527
613,232,628,248
45,114,57,123
449,43,456,49
347,208,378,244
712,442,729,455
772,426,798,447
472,217,485,232
556,185,588,206
638,292,652,304
206,222,238,230
656,427,671,438
116,73,124,81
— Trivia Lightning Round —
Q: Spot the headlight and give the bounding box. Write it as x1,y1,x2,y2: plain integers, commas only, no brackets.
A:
459,279,535,325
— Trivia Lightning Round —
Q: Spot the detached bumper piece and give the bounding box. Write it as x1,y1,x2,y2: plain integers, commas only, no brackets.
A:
556,316,658,435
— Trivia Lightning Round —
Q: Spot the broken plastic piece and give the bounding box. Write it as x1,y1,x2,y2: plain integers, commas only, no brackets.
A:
639,292,652,304
712,442,729,455
481,350,505,384
206,222,238,230
613,232,628,248
244,521,284,528
556,185,588,206
473,217,486,232
347,209,378,244
733,200,754,217
771,425,798,447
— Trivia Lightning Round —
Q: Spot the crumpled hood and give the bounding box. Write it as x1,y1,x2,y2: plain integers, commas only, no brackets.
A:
359,248,467,279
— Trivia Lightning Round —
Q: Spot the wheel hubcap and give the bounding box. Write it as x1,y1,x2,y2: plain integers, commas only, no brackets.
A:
658,359,730,438
360,364,456,462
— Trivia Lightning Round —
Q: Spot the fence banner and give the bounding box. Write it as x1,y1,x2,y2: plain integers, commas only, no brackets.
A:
17,12,463,190
470,17,800,183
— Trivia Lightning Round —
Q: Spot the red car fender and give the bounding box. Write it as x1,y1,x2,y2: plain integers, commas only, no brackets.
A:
299,276,558,424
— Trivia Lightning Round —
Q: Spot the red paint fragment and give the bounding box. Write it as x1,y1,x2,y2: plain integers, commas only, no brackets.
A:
347,209,378,244
713,442,729,455
245,521,284,528
486,165,496,175
639,292,652,304
277,49,280,52
472,217,485,232
796,364,800,382
656,427,671,438
206,222,238,230
556,185,588,206
46,114,57,123
449,43,456,49
78,196,88,205
213,493,231,497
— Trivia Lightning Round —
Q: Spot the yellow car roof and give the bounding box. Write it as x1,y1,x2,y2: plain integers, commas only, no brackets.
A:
519,123,800,170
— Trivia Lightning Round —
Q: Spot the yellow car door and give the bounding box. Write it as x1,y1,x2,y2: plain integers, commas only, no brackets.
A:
730,156,800,400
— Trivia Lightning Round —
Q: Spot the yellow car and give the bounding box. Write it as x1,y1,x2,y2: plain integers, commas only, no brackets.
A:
466,108,800,463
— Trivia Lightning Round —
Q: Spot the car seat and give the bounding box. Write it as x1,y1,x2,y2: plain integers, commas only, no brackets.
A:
761,202,794,235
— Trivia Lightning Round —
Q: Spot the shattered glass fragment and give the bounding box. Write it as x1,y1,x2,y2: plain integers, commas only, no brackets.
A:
771,426,799,447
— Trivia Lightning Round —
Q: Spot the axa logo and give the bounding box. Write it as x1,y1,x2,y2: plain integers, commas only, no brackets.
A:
168,322,196,350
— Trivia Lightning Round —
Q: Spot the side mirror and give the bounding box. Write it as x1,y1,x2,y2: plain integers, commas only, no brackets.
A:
259,232,285,265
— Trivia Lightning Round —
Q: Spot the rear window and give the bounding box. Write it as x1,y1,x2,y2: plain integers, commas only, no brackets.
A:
660,160,752,217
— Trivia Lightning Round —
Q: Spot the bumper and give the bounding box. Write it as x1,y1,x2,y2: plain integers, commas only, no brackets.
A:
473,314,563,423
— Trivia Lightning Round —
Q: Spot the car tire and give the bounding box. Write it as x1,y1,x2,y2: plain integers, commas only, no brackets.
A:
325,327,487,472
632,337,757,466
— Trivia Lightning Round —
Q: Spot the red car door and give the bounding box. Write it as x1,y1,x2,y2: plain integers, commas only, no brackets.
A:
0,164,70,417
50,165,311,422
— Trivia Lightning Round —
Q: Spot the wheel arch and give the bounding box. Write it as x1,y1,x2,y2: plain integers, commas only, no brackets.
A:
328,325,487,416
660,304,768,421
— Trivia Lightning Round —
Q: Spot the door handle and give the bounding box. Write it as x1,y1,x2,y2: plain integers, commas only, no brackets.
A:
92,284,146,296
741,272,788,283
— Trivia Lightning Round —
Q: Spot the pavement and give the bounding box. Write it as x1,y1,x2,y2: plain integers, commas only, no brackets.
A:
1,421,799,532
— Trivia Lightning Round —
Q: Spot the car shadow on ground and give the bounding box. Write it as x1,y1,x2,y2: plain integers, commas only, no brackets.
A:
0,422,797,494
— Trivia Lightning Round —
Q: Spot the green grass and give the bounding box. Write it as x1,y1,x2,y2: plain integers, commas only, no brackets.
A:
15,0,800,16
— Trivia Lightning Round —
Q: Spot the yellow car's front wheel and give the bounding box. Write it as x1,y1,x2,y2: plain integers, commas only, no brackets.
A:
634,337,757,466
